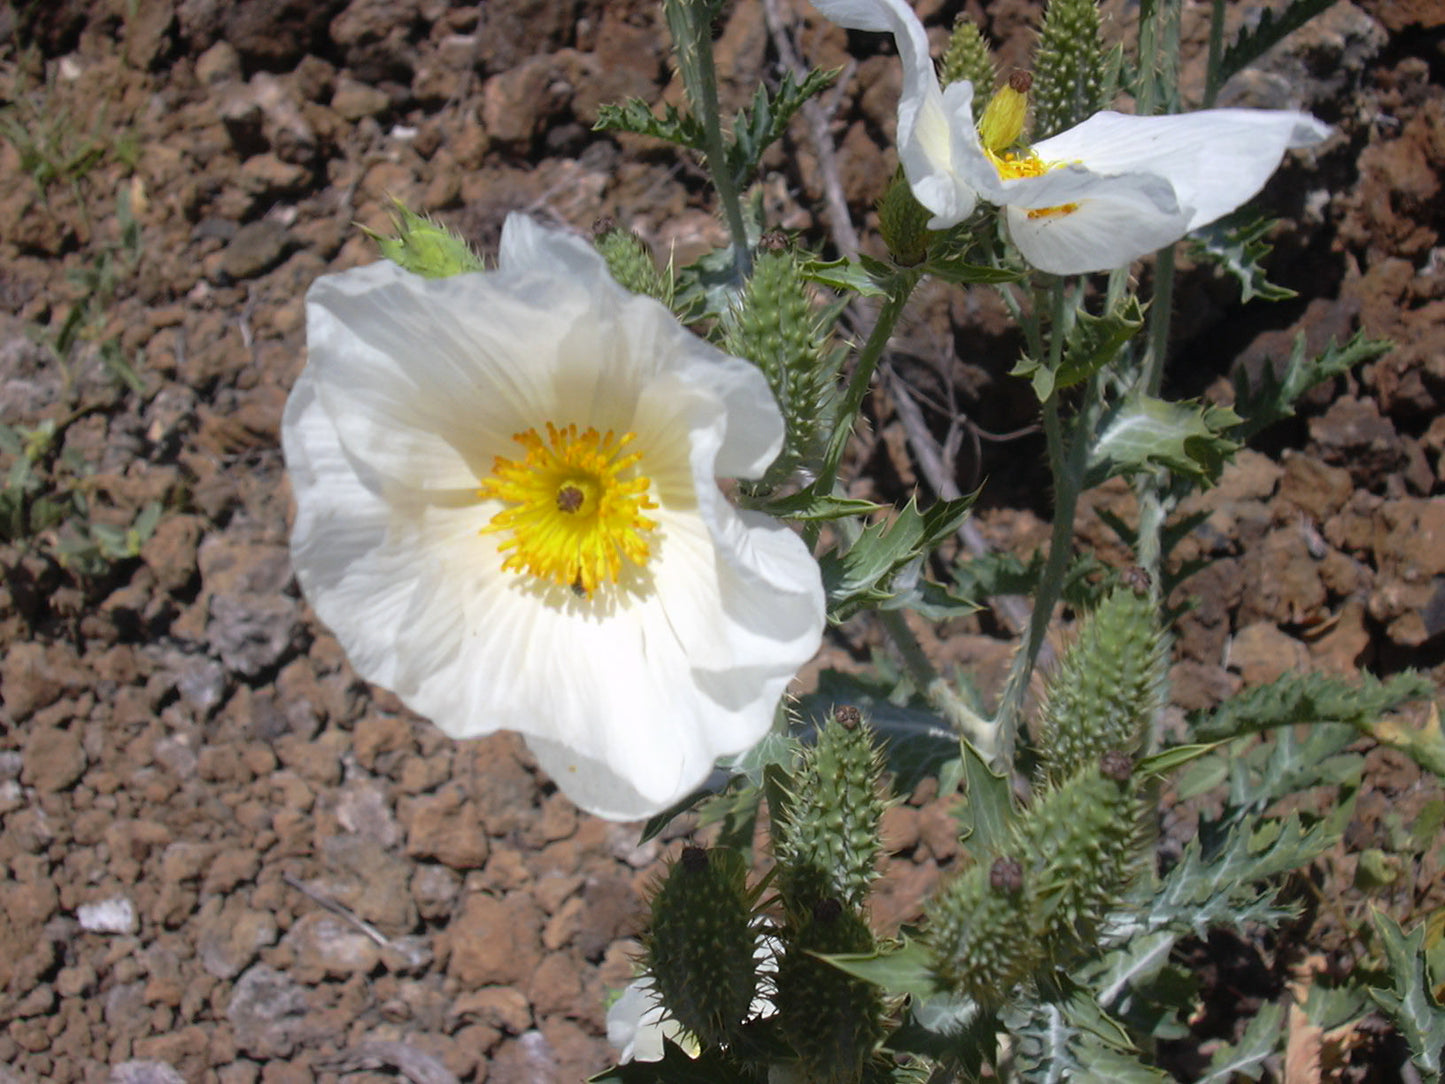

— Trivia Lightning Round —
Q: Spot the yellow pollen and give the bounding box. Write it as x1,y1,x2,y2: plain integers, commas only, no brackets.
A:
478,422,659,595
986,149,1080,220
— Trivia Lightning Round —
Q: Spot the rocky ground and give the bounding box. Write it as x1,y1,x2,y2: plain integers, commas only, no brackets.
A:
0,0,1442,1081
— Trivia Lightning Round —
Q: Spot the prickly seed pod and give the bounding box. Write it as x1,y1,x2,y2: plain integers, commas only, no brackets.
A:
926,855,1043,1006
1036,585,1168,783
775,707,890,910
591,220,674,304
721,247,839,488
1016,763,1143,951
939,15,996,120
363,200,485,278
1031,0,1109,140
643,845,758,1050
775,895,883,1084
878,169,932,266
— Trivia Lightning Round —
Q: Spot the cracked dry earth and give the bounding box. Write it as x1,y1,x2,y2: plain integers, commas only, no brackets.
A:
0,0,1443,1081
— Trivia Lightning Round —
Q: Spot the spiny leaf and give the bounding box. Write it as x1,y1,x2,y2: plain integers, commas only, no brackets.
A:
1188,216,1296,303
594,97,706,151
1194,670,1435,743
727,68,838,190
1210,0,1336,100
1233,329,1393,440
1195,1001,1286,1083
1368,913,1445,1076
818,495,976,622
1086,395,1241,487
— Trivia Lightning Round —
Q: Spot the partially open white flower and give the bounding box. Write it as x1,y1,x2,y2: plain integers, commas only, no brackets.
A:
283,215,825,820
811,0,1330,274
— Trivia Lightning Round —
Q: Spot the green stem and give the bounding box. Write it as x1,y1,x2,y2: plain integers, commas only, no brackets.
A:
817,269,921,495
1204,0,1226,107
664,0,751,281
877,609,996,755
1144,245,1174,398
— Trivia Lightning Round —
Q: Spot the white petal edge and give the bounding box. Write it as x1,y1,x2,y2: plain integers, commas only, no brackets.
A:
1036,109,1332,232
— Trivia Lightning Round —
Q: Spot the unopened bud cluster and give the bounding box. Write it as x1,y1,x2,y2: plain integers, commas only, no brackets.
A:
1031,0,1110,139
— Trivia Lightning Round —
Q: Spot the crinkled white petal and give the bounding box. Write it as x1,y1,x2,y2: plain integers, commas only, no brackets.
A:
607,980,678,1063
1034,109,1331,232
1004,194,1193,276
812,0,980,226
283,214,825,821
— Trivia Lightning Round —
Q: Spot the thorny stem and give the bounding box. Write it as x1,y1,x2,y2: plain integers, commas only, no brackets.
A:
1204,0,1227,107
817,269,922,495
992,282,1094,756
663,0,752,282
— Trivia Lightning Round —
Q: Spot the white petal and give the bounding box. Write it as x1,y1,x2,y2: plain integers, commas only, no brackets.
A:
811,0,980,226
1005,192,1192,276
1036,109,1331,231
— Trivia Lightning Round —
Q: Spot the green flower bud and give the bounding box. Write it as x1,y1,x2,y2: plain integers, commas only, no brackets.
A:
363,199,485,278
591,218,674,304
1036,585,1167,782
775,706,890,911
939,15,997,120
644,845,758,1049
722,247,840,488
926,854,1043,1006
877,169,932,267
1017,764,1142,951
1031,0,1109,140
775,897,883,1084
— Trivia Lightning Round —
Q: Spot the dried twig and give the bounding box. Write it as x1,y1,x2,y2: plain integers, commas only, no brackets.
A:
281,872,389,947
762,0,860,259
315,1041,461,1084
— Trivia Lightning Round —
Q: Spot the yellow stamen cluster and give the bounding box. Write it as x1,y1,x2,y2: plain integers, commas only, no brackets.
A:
977,71,1080,220
479,422,659,595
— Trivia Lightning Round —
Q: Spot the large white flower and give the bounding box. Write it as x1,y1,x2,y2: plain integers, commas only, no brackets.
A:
810,0,1330,274
282,214,825,820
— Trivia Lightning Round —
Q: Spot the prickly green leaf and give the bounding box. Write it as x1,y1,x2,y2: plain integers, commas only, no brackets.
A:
594,97,706,151
1086,395,1241,487
1233,330,1393,440
1369,913,1445,1077
801,257,889,297
958,738,1014,852
819,936,940,1000
1188,216,1296,303
818,495,976,622
1195,670,1435,742
1362,701,1445,779
728,68,839,191
921,252,1023,286
1196,1001,1287,1082
1210,0,1335,101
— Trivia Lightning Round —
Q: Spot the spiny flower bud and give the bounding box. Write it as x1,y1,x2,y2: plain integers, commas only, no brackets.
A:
926,856,1042,1006
591,219,674,304
775,707,890,911
364,199,485,278
1036,585,1167,783
775,895,882,1084
877,169,932,266
722,248,840,488
1031,0,1109,140
939,15,996,121
643,845,758,1049
977,72,1031,153
1016,763,1142,951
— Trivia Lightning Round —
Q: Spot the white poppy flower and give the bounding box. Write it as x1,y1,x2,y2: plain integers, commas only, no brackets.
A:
282,214,825,820
811,0,1331,274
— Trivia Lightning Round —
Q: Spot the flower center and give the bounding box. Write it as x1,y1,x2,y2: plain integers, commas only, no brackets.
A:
987,150,1081,220
478,422,659,595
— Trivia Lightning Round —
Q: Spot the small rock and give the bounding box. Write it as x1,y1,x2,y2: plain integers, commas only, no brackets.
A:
1230,622,1310,686
446,893,542,987
197,897,277,980
194,40,241,85
21,723,87,792
448,986,532,1034
228,964,311,1060
109,1060,187,1084
405,786,490,871
78,897,138,935
221,219,291,281
331,75,391,120
284,912,382,979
